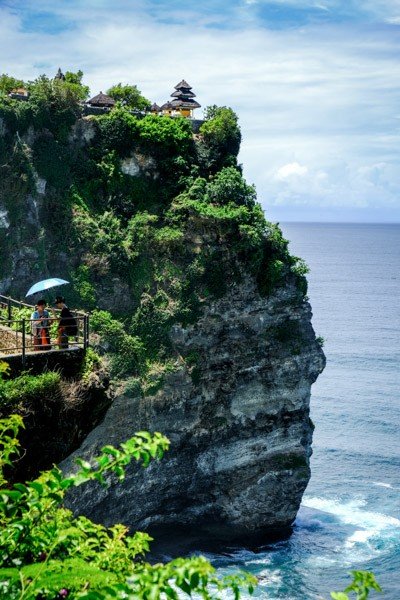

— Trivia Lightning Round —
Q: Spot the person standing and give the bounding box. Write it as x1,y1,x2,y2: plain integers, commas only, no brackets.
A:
31,299,51,351
54,296,76,349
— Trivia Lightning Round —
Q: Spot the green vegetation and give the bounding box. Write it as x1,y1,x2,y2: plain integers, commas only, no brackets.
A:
80,348,102,383
0,371,61,410
331,571,382,599
0,74,25,95
0,411,256,599
199,105,241,172
0,69,310,381
106,83,151,111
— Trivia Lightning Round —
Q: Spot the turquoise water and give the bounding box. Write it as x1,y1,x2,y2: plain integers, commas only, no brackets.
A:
211,223,400,599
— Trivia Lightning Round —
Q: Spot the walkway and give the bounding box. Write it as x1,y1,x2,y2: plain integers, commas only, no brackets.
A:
0,295,89,364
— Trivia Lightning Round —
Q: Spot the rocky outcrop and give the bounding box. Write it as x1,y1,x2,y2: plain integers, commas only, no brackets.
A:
62,276,325,541
120,152,158,178
1,365,113,482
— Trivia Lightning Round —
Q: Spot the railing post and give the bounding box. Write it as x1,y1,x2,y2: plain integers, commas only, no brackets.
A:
22,319,26,366
82,316,86,349
85,315,89,348
7,297,11,321
85,314,89,349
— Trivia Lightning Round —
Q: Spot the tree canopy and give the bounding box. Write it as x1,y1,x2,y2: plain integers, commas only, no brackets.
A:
0,74,25,95
106,83,151,111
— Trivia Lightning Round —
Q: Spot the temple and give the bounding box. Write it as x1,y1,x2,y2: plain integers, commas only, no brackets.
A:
161,80,201,118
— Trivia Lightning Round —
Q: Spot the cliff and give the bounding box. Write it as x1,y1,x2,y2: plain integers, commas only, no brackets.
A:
0,84,325,541
62,277,324,541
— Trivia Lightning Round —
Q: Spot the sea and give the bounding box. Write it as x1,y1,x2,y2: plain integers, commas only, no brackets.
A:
210,223,400,599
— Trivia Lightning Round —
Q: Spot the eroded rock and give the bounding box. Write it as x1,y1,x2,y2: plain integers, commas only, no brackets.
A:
62,278,325,542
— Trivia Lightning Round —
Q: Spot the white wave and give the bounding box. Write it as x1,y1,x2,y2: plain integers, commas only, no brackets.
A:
302,496,400,530
302,495,400,564
372,481,393,490
346,529,372,545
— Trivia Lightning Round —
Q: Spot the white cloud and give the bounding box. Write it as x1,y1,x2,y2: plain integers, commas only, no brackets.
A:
275,162,309,180
0,2,399,220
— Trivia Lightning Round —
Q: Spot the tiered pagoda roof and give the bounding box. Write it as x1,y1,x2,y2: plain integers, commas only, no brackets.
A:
171,79,196,99
161,80,201,111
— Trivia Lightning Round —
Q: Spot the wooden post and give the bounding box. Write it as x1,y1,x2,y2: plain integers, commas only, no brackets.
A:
22,319,26,366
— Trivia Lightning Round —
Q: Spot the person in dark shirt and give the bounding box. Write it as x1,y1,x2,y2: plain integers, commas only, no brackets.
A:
54,295,75,348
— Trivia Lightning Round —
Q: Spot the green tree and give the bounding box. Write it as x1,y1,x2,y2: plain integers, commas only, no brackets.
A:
106,83,151,111
200,105,241,169
206,166,256,207
64,70,90,100
0,74,25,95
26,75,83,137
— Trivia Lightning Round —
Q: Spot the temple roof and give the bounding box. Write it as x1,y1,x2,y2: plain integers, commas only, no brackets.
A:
170,98,201,109
171,88,196,98
87,92,115,107
161,80,201,112
54,68,65,81
174,79,192,90
150,102,161,112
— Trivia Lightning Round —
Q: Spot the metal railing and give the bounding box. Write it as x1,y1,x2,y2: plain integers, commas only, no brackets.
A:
0,295,89,361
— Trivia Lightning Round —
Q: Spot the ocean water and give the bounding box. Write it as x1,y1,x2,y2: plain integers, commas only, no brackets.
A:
211,223,400,599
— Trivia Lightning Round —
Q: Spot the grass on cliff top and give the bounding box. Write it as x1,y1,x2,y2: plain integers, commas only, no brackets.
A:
0,371,61,411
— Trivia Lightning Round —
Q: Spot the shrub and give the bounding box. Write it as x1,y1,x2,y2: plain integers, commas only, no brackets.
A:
33,132,71,189
80,348,102,383
91,310,145,378
0,371,61,410
258,258,285,296
71,265,97,310
97,109,140,156
0,74,25,95
206,166,256,207
26,75,83,138
137,114,192,156
130,291,173,358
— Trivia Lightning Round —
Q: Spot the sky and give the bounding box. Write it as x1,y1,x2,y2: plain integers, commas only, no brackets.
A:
1,0,400,222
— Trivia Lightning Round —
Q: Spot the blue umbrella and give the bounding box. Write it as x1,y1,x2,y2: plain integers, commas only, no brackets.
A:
26,278,70,297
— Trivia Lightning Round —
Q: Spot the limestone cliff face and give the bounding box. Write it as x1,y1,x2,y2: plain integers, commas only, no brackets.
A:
62,276,325,540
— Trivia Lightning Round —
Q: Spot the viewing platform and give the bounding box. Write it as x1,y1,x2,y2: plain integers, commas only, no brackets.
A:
0,295,89,375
